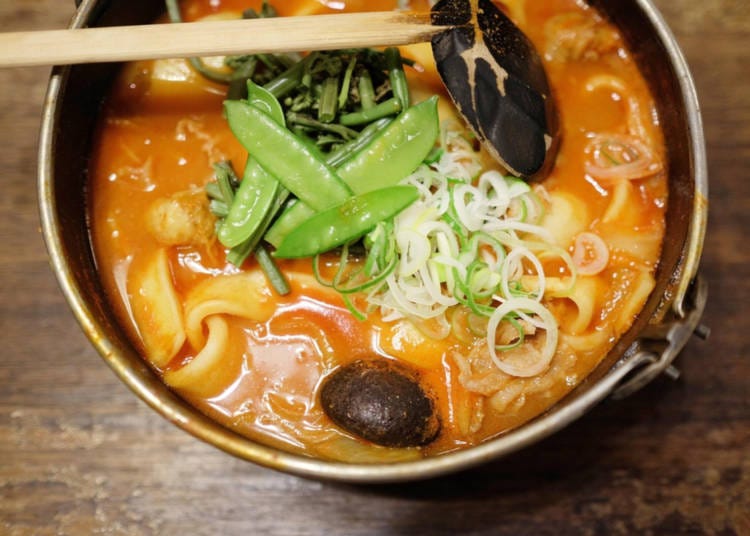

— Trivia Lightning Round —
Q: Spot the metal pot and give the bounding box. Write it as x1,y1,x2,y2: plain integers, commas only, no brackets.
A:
38,0,708,482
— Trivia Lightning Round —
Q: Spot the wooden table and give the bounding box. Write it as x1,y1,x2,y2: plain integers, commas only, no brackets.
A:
1,1,748,534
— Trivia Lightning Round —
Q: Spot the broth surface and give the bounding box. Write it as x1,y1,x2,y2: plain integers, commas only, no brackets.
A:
89,0,666,460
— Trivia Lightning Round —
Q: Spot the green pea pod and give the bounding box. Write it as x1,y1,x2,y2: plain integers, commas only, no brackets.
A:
218,87,286,249
263,199,313,248
218,159,281,248
337,96,439,195
274,185,419,259
326,117,392,168
229,111,392,253
224,100,352,211
265,97,438,248
247,80,285,125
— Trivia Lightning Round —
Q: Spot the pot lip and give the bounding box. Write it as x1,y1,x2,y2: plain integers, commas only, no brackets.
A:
634,0,708,317
37,0,708,483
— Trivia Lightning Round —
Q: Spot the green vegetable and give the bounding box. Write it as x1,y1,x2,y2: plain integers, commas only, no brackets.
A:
324,117,392,168
363,220,396,277
263,198,315,249
263,52,318,98
385,47,410,109
338,56,358,110
339,97,402,126
274,185,419,258
220,94,390,257
261,118,391,247
215,161,238,206
318,76,339,123
217,83,288,249
206,161,240,218
207,161,290,295
218,160,282,248
357,69,376,110
224,100,352,211
247,80,285,124
337,96,439,194
265,97,438,247
254,245,290,295
227,58,258,100
286,112,359,140
242,1,278,20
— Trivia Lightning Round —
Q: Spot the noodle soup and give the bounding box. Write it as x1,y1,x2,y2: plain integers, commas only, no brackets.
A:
89,0,667,461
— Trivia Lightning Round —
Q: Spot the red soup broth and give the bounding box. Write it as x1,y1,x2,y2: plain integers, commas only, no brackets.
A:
89,0,666,460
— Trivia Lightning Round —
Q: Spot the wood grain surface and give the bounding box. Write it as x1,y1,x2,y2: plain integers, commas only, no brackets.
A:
1,1,748,534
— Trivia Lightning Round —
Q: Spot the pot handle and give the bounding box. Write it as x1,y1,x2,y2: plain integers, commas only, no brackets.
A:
611,275,709,399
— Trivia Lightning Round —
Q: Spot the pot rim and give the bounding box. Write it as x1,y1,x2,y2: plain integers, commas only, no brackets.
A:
37,0,708,483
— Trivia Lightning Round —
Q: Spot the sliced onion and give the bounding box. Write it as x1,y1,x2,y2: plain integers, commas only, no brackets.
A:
572,231,610,276
486,298,558,377
396,228,431,277
419,264,457,307
499,247,546,301
364,124,562,362
452,184,486,231
584,133,662,182
484,219,557,245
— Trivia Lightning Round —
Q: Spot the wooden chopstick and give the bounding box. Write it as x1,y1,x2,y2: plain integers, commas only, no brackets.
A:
0,11,442,68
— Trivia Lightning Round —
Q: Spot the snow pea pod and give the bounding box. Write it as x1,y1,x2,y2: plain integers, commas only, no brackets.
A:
218,83,288,249
326,117,392,168
274,185,419,259
264,118,390,248
338,96,439,195
247,79,285,125
224,100,352,212
265,97,439,248
218,159,282,248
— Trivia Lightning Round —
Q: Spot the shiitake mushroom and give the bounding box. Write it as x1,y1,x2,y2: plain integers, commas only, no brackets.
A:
320,359,441,448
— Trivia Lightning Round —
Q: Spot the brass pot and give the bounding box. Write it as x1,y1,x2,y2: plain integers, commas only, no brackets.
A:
38,0,708,482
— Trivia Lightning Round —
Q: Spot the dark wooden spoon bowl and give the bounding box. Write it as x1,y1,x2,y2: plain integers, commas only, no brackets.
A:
431,0,558,178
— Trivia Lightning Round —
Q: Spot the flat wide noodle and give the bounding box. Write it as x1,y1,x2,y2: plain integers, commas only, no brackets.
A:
128,248,186,368
540,276,605,336
163,315,244,398
540,191,590,248
184,270,275,349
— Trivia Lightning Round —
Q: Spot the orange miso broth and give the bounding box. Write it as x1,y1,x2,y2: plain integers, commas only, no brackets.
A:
89,0,667,461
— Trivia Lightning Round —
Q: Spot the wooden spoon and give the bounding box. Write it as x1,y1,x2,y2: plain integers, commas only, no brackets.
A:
0,0,556,177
